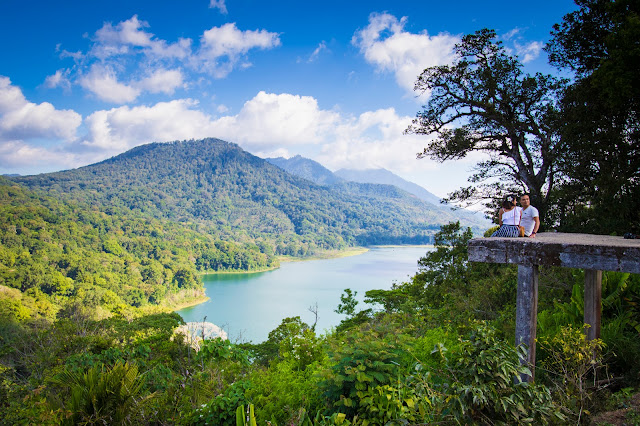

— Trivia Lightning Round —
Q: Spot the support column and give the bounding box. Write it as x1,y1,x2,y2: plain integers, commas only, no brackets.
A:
584,269,603,341
515,264,539,382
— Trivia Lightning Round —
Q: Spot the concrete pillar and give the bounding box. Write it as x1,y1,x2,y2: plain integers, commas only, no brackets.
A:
584,269,603,341
515,264,539,381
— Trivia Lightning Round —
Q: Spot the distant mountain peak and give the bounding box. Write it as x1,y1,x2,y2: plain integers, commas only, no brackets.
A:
265,155,342,186
335,168,441,207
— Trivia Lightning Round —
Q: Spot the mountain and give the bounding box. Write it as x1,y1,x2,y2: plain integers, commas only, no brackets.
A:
15,138,471,250
266,155,489,231
266,155,341,186
335,168,441,206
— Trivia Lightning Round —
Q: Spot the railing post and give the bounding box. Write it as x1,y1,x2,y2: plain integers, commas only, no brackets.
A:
584,269,603,340
515,264,539,381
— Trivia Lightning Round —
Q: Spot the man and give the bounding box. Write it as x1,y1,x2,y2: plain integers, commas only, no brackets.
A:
520,194,540,238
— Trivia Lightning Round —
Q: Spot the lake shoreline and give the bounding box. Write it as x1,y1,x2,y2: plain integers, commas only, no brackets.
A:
178,245,433,342
197,246,373,277
184,247,372,311
170,295,210,311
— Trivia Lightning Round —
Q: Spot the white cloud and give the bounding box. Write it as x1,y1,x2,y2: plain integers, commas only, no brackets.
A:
0,76,81,141
317,108,433,173
79,65,141,103
209,0,228,14
44,69,71,90
81,99,218,153
92,15,191,60
0,140,80,171
515,41,544,63
215,91,339,148
307,41,327,63
50,15,280,102
196,23,281,77
502,28,544,63
137,69,184,94
75,91,441,177
352,13,459,95
0,83,473,196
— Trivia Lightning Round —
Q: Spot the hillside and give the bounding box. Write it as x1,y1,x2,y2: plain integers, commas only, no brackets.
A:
15,138,470,249
0,176,279,316
267,155,489,231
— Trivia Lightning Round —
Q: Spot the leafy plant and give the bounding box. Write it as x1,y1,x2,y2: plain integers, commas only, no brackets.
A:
538,325,608,424
48,361,156,425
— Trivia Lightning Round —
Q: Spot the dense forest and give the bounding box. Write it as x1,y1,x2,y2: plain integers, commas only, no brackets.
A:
0,176,276,316
1,0,640,424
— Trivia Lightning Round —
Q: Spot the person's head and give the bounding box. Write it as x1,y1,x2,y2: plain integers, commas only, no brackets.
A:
520,194,531,208
502,195,516,209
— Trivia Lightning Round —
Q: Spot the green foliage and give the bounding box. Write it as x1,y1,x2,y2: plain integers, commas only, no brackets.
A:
0,176,279,315
245,359,325,424
430,323,564,424
538,325,608,423
48,361,156,425
372,222,516,325
245,316,319,367
319,318,410,418
198,337,251,366
185,381,252,426
546,0,640,234
335,289,358,317
235,403,257,426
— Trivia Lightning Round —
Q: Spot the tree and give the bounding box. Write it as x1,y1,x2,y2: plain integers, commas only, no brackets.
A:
406,29,566,221
546,0,640,234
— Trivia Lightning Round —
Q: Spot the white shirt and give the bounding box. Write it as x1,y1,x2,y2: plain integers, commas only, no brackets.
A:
501,207,522,226
521,206,539,236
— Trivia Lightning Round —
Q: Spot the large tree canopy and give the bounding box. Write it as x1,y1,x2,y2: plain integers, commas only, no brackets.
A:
546,0,640,234
406,29,566,221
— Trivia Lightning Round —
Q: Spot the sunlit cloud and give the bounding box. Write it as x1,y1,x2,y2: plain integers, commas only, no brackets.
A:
49,15,280,103
196,23,281,77
352,12,459,96
79,65,141,103
81,99,218,153
137,68,185,94
213,91,340,149
92,15,191,60
0,76,81,141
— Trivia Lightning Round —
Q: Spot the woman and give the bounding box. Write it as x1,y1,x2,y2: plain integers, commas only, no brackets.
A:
491,195,522,237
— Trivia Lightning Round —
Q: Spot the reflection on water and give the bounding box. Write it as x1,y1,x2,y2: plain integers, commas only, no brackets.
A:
177,246,431,343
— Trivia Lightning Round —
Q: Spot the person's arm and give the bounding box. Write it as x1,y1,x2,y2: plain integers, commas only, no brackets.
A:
529,216,540,238
498,208,504,226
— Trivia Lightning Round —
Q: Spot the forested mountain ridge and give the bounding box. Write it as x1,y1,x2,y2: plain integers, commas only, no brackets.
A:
15,138,469,249
267,154,489,230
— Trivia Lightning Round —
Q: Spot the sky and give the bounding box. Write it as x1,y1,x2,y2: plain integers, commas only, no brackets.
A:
0,0,578,197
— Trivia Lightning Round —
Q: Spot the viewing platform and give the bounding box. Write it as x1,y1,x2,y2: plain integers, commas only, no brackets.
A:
468,232,640,381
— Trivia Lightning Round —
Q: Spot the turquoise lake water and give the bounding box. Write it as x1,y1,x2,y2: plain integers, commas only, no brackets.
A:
177,246,432,343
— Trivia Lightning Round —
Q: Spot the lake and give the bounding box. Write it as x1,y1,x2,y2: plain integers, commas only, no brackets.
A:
177,246,432,343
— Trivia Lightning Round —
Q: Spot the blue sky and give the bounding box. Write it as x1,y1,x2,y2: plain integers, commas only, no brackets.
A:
0,0,577,197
